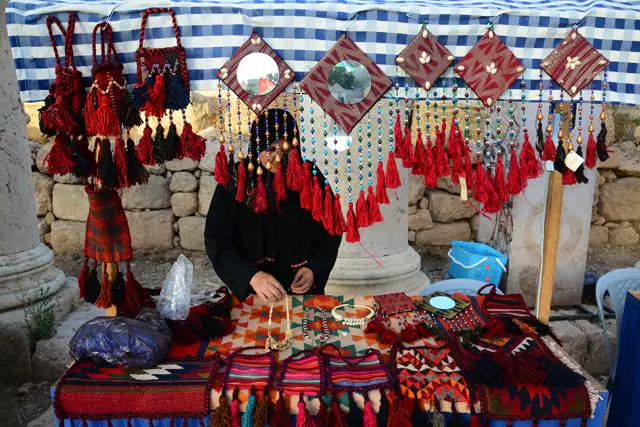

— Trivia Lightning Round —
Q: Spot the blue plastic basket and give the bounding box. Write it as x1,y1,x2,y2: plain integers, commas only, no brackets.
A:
448,240,508,285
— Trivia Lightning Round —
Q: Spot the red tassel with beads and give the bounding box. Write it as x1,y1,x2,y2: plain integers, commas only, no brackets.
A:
434,128,450,177
542,132,556,161
235,162,246,203
424,138,437,188
113,136,129,189
473,163,490,205
356,190,370,228
448,121,461,160
507,148,523,196
286,148,304,191
254,174,268,213
136,125,155,166
323,185,334,233
333,194,346,236
214,144,230,188
563,168,578,186
299,163,313,210
312,176,323,222
463,144,475,191
273,164,287,203
385,152,401,189
346,202,360,243
585,132,597,169
179,123,206,161
146,74,166,118
375,161,389,204
367,186,383,223
483,174,502,214
450,155,463,185
494,156,509,202
393,112,405,161
412,133,426,175
401,126,414,168
520,132,543,180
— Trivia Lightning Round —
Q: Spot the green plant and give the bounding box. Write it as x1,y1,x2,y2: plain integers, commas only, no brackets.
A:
632,116,640,127
21,287,57,351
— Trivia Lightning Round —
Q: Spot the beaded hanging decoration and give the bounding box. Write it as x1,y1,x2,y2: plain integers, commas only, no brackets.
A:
596,71,610,163
423,82,438,188
374,102,390,205
265,296,293,352
133,8,205,165
585,82,598,168
302,306,331,346
412,84,427,177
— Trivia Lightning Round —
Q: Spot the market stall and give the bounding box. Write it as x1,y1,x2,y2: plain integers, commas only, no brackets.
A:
6,0,639,426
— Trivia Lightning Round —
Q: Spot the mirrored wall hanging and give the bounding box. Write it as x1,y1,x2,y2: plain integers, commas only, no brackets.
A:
300,34,392,133
216,31,295,115
455,24,525,107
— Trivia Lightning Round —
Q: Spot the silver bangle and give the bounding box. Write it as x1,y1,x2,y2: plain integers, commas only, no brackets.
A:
331,304,375,327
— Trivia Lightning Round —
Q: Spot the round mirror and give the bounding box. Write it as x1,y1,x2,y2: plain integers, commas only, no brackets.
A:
328,59,372,104
429,295,456,310
237,52,279,96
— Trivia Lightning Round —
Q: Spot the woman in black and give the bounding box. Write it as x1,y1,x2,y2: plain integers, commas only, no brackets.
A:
204,108,342,303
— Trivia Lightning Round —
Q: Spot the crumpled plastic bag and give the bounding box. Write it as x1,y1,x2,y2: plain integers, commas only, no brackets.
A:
69,308,172,368
156,254,193,321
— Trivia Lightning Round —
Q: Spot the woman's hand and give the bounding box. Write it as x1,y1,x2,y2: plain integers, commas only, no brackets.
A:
250,271,287,304
291,267,314,294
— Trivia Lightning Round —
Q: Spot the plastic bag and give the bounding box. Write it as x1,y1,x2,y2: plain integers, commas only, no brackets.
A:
157,254,193,320
69,308,172,368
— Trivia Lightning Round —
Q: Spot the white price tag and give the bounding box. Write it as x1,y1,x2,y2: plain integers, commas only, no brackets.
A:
564,150,584,172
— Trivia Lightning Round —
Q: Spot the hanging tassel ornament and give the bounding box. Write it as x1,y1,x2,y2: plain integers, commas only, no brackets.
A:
164,118,179,161
542,128,556,161
483,173,502,214
385,152,401,189
393,81,405,162
89,95,120,137
136,122,155,166
412,128,427,176
315,397,330,427
269,392,290,427
164,68,190,111
286,146,304,191
434,123,449,178
330,394,346,427
230,389,241,427
311,176,324,222
356,189,370,228
295,393,314,427
386,391,412,427
146,71,166,118
554,128,567,174
574,93,589,184
585,82,598,168
507,147,523,196
152,122,166,164
346,202,360,243
367,185,383,223
424,135,437,188
596,71,610,162
363,395,376,427
494,155,509,202
121,263,142,318
235,161,247,203
45,134,75,176
473,159,489,205
300,163,313,210
323,185,335,233
97,138,117,188
400,84,414,168
273,163,287,204
241,389,256,427
575,145,589,184
254,169,268,213
252,393,269,427
211,392,231,427
333,194,347,236
95,267,113,308
520,131,543,181
375,161,389,204
179,122,206,161
215,134,231,188
113,136,129,189
126,137,149,186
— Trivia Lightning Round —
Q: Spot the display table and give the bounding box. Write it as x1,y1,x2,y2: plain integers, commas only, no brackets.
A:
53,294,608,427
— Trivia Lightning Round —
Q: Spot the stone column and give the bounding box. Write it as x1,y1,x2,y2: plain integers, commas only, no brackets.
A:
0,4,65,312
299,101,428,295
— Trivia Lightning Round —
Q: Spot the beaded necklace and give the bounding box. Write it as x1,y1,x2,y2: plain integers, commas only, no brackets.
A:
265,296,292,352
302,306,330,346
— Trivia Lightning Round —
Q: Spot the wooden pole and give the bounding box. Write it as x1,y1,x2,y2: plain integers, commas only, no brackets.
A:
535,102,570,324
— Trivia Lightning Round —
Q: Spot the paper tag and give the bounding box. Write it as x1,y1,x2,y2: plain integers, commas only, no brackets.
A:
564,150,584,172
459,176,468,201
544,160,555,172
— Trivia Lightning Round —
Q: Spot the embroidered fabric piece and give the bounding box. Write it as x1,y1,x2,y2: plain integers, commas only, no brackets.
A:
394,344,473,413
374,292,416,315
279,350,325,397
415,292,470,319
325,347,393,392
482,292,531,319
224,347,276,392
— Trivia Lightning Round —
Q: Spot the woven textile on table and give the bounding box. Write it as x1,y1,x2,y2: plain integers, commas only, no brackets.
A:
223,347,276,392
324,346,394,392
280,350,325,397
54,358,219,424
374,292,415,315
394,343,474,413
84,186,132,263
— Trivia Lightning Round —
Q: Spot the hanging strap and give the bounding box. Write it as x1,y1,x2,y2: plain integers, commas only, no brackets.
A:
138,8,182,50
92,21,118,67
46,15,66,69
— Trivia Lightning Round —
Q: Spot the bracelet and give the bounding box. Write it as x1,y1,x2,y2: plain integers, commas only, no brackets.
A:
331,304,375,327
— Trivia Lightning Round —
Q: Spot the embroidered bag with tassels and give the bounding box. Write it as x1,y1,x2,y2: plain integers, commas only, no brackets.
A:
133,8,205,166
40,13,91,178
84,21,147,190
78,185,145,317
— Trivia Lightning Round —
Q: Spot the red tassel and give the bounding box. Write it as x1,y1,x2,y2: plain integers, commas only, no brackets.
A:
363,399,376,427
507,148,523,196
214,144,230,188
77,260,89,299
494,156,509,202
323,185,334,233
346,202,360,243
179,122,206,161
136,125,155,166
450,155,463,185
367,186,383,223
563,168,578,186
585,132,597,169
448,121,461,160
385,152,401,189
401,126,414,168
296,396,313,427
434,128,450,177
542,132,556,161
273,164,287,203
254,174,268,213
235,162,247,203
113,137,129,189
393,112,405,161
375,161,389,204
424,138,438,188
315,398,330,427
463,144,475,191
411,133,426,175
312,176,324,222
470,415,483,427
356,190,370,228
269,393,290,427
387,392,412,427
146,74,166,118
330,398,346,427
473,162,489,205
46,134,75,176
521,132,543,180
95,267,112,309
286,149,304,191
41,96,79,135
333,194,346,236
122,268,143,318
231,397,241,427
483,174,502,214
89,96,120,137
299,163,313,210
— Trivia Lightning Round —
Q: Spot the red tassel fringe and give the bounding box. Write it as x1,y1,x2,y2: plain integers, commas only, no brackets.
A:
385,152,401,189
179,123,206,161
346,202,360,243
333,194,346,236
356,189,370,228
312,176,323,222
363,399,376,427
494,156,509,202
412,133,426,175
367,186,383,223
483,174,502,214
299,163,313,210
323,185,334,234
563,168,578,186
146,74,166,118
375,161,389,204
585,132,597,169
89,96,120,137
424,138,437,188
434,128,450,177
235,162,246,203
542,133,556,161
401,126,414,168
507,148,523,196
46,134,75,176
393,112,405,161
254,174,268,213
214,144,230,188
273,164,287,203
521,132,543,180
113,137,129,189
286,149,304,191
330,399,346,427
136,125,155,166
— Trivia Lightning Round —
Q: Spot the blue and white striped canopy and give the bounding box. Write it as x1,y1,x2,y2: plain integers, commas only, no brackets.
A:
6,0,640,104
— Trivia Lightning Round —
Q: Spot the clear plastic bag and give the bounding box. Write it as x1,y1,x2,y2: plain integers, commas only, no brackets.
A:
69,309,172,368
157,254,193,320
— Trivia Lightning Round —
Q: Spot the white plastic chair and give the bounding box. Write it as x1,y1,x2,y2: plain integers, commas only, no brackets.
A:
420,278,504,297
595,268,640,380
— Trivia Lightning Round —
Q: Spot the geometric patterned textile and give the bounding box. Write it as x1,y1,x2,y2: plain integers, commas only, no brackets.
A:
395,343,474,413
54,358,218,424
224,348,275,392
84,186,132,263
325,346,394,391
280,350,324,397
374,292,416,315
